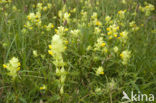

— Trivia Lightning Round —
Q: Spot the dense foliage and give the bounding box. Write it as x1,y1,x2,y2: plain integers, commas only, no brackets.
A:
0,0,155,103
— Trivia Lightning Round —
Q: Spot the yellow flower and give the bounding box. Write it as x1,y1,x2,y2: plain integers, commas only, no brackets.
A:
27,13,36,21
120,50,131,65
120,31,128,39
55,29,58,33
114,34,117,37
48,50,53,56
101,43,106,47
32,4,35,8
18,63,21,66
105,16,111,23
48,45,52,49
65,28,68,31
16,67,20,71
103,47,108,53
109,36,112,39
51,24,54,28
118,10,126,19
91,12,98,19
108,31,112,35
96,21,102,26
117,26,119,30
47,3,52,9
46,23,54,31
106,27,110,31
64,46,67,49
113,46,118,53
3,57,21,79
29,27,33,30
3,64,7,68
12,6,17,11
96,66,104,76
33,50,38,57
94,27,101,34
43,6,47,11
120,53,123,58
65,40,68,44
40,85,47,90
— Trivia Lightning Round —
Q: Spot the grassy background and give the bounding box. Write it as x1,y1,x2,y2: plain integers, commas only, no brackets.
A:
0,0,155,103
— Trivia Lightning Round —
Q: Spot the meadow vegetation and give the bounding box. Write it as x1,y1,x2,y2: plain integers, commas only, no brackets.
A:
0,0,155,103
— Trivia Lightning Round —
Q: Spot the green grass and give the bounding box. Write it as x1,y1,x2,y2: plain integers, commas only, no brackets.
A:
0,0,155,103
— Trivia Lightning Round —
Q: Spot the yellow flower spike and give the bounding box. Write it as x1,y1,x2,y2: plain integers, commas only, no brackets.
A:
101,43,106,47
48,50,53,56
48,45,52,49
3,64,7,68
